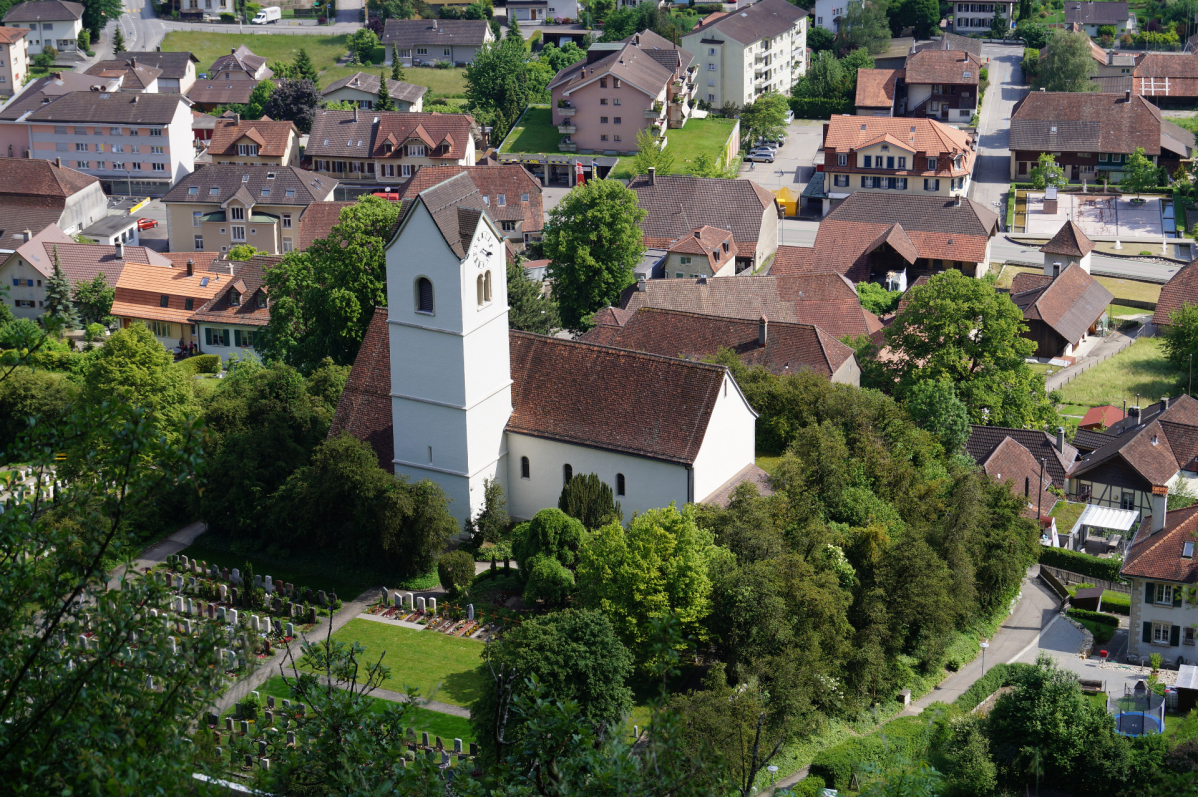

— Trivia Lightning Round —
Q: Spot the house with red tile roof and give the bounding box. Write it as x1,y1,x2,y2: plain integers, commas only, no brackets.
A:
854,68,903,116
205,116,300,167
1080,405,1125,430
399,164,543,248
330,170,759,524
1154,259,1198,327
110,258,226,351
1122,502,1198,662
665,226,738,278
190,254,280,361
1009,262,1112,358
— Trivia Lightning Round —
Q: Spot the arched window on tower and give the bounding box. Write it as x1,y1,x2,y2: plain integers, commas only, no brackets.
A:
616,473,625,497
521,456,530,479
484,270,493,303
563,464,573,484
416,277,434,314
476,275,484,306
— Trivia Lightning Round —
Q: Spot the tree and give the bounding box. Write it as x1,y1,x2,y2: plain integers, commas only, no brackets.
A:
391,54,405,81
857,281,900,315
808,25,836,52
470,609,635,766
465,37,535,142
881,270,1056,429
558,472,622,529
795,50,849,99
1121,146,1161,198
576,504,721,667
507,259,559,334
687,152,737,178
1037,30,1098,91
294,48,319,83
540,40,586,72
511,507,586,575
544,178,647,331
72,273,114,325
262,79,322,133
904,378,970,454
1016,18,1051,49
891,0,940,38
245,79,275,119
990,3,1008,37
43,247,79,330
740,91,789,144
838,0,892,54
376,70,396,111
351,27,379,64
632,126,676,176
438,549,475,597
465,476,509,544
1028,152,1067,190
82,0,123,39
270,60,297,79
1163,303,1198,372
112,27,125,53
227,243,265,260
936,715,997,797
0,367,77,452
263,196,401,369
507,14,521,38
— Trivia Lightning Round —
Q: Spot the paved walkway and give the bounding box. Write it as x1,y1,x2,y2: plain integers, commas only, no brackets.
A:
107,520,208,588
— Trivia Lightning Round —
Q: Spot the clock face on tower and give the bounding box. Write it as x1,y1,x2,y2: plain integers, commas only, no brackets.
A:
472,230,494,269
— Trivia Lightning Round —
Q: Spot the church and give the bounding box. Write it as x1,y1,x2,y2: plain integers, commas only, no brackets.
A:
330,172,761,523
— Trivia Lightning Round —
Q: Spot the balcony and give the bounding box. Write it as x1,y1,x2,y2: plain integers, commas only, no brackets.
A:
558,105,576,117
645,102,663,118
559,137,577,152
557,122,577,134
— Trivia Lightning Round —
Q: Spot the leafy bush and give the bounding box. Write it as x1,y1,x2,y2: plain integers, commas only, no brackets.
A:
220,12,234,21
1101,590,1130,615
1067,608,1119,627
437,550,475,598
176,354,221,376
788,96,853,120
955,662,1037,713
83,323,104,342
857,281,901,315
809,717,932,789
523,554,575,605
1039,547,1125,583
791,775,826,797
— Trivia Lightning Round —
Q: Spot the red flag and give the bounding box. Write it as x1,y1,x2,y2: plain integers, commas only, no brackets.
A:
576,161,585,185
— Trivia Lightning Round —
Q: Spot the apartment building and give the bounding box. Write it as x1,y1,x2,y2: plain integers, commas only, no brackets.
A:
204,116,299,166
0,26,29,99
303,108,475,185
0,91,195,196
548,31,696,155
160,165,338,255
951,0,1014,33
680,0,808,109
0,71,120,158
1,0,81,56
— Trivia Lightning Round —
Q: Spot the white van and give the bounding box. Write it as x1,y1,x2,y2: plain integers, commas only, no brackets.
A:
251,6,281,23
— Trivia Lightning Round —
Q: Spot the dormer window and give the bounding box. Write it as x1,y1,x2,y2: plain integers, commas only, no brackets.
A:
241,174,250,182
257,292,267,308
237,144,258,156
230,290,241,306
927,157,937,170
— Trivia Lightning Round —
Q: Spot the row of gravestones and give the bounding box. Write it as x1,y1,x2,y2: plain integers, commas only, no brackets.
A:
169,556,338,606
384,591,475,623
157,574,321,626
160,595,313,631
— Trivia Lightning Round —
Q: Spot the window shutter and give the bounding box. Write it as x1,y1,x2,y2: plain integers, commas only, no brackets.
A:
1143,621,1153,644
204,328,212,346
1176,588,1184,608
1173,625,1182,647
1147,582,1155,603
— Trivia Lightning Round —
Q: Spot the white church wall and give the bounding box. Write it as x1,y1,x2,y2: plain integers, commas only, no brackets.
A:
386,204,466,341
506,433,690,522
691,372,758,503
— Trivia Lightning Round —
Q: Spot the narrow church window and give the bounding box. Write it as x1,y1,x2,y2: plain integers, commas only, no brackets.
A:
616,473,625,496
476,275,484,306
416,277,434,314
563,464,573,484
484,270,493,303
521,456,530,479
428,446,433,463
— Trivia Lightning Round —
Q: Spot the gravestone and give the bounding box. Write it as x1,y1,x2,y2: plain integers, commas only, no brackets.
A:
295,702,305,716
267,695,275,708
254,575,263,587
405,592,414,608
175,575,183,590
244,754,253,769
307,607,316,623
258,739,267,756
221,568,230,582
186,599,195,615
251,690,260,702
208,604,215,620
394,593,402,609
145,675,154,689
168,636,177,655
251,615,260,633
286,731,295,746
184,619,193,636
467,604,474,621
149,608,158,619
454,738,463,753
219,584,227,601
421,732,429,747
218,607,226,622
230,588,239,604
291,603,300,618
231,568,240,585
226,716,234,732
441,750,450,766
228,609,238,626
240,720,249,735
317,590,327,606
470,743,478,757
286,622,294,637
264,576,273,593
200,560,207,572
260,758,270,771
417,597,426,613
180,555,189,570
283,699,290,708
214,747,222,760
435,736,443,750
428,598,436,614
189,577,197,590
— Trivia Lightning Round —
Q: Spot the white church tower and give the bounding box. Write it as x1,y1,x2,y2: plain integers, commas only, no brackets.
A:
383,173,511,524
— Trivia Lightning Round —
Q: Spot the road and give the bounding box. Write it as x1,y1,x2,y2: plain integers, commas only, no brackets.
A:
991,237,1182,282
969,42,1026,221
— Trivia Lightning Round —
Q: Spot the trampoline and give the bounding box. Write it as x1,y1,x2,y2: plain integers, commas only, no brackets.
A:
1114,711,1163,736
1109,681,1166,737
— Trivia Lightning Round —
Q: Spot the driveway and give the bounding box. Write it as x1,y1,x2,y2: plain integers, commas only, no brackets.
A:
970,43,1028,225
736,118,822,199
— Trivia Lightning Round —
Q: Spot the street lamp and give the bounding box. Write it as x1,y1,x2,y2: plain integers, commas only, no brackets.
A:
767,765,779,790
980,641,990,675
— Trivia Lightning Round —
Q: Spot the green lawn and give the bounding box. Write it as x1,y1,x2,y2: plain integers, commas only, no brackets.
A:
499,106,561,154
328,619,485,708
320,65,468,94
1069,614,1116,644
1050,500,1086,533
175,539,369,599
1057,403,1091,416
226,676,475,743
997,265,1161,305
1057,338,1181,408
161,31,349,80
755,454,783,475
1109,303,1153,319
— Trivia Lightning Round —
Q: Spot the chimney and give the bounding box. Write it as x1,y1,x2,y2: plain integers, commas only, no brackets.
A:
758,315,768,346
1129,404,1142,421
157,45,161,52
1108,49,1114,65
1056,426,1065,452
354,106,359,122
648,166,655,185
636,276,646,292
114,242,123,259
694,229,701,238
1039,87,1045,92
186,258,194,277
1152,487,1169,533
231,47,236,54
54,156,61,168
1163,396,1171,410
1125,89,1132,102
233,112,240,125
22,229,31,242
954,194,962,206
131,57,137,68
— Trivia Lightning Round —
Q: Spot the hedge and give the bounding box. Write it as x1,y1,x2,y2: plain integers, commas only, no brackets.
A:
791,775,826,797
1038,547,1125,584
788,96,853,120
1100,590,1130,615
177,354,221,376
1067,608,1120,627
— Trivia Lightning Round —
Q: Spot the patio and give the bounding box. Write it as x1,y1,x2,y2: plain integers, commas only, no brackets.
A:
1025,192,1168,239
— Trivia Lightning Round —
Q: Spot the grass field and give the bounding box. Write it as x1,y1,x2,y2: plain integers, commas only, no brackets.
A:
225,675,475,742
175,539,369,599
1057,338,1181,408
162,31,349,79
320,65,469,94
328,619,485,708
498,106,560,154
1057,403,1091,417
755,454,783,475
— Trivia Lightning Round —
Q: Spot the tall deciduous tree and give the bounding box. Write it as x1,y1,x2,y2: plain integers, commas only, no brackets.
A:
506,259,559,334
82,0,124,39
1163,303,1198,373
838,0,891,54
263,196,401,369
891,0,940,38
1121,146,1161,198
904,378,970,454
881,270,1057,428
262,78,322,133
739,91,789,144
1037,29,1098,92
544,178,646,331
465,36,534,142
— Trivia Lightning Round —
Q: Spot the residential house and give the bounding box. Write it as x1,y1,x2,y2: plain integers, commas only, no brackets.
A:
966,424,1078,490
399,164,544,248
190,254,279,362
0,70,122,158
1008,91,1194,181
507,0,580,24
951,0,1014,34
662,226,738,278
303,108,475,185
121,50,200,94
110,258,226,351
160,165,339,255
0,26,30,99
1,0,81,56
978,435,1059,520
1095,52,1198,109
1070,38,1135,89
187,46,273,110
1080,405,1125,430
902,48,984,123
85,57,162,93
549,30,696,154
912,32,984,57
680,0,808,109
1121,503,1198,663
330,170,758,523
812,0,858,33
617,271,884,339
581,307,862,385
816,116,976,212
297,201,356,251
1064,0,1136,35
777,192,998,290
381,19,495,67
1154,259,1198,327
627,171,778,273
0,91,196,196
1010,266,1113,358
321,71,427,112
0,156,108,242
205,116,299,166
854,67,902,116
1067,395,1198,517
1,231,171,318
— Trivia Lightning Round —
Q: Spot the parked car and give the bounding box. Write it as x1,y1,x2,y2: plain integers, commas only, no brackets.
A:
750,142,778,154
745,150,775,163
251,5,281,23
136,218,158,231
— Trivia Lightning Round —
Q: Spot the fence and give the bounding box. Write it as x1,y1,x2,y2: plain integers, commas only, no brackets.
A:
1040,565,1131,595
1044,332,1141,392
